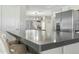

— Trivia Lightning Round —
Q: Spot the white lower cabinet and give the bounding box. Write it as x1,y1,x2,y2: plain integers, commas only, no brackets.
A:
40,42,79,54
63,43,79,54
40,47,63,54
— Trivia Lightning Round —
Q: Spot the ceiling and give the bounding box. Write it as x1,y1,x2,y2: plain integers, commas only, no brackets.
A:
25,5,67,10
25,5,79,16
25,5,67,16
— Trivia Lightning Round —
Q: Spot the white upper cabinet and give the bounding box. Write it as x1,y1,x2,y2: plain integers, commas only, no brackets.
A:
0,6,2,31
1,6,20,34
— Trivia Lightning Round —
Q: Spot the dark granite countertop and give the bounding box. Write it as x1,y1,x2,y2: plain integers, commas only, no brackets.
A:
7,31,79,53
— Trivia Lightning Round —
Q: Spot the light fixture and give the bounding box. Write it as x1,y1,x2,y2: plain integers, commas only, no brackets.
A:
32,11,40,15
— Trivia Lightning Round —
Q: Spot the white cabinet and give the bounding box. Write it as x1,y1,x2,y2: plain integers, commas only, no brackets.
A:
0,6,21,41
40,42,79,54
63,42,79,54
2,6,20,34
0,6,2,31
20,6,27,38
40,47,63,54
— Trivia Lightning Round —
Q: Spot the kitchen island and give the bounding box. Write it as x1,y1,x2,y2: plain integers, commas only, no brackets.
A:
7,31,79,54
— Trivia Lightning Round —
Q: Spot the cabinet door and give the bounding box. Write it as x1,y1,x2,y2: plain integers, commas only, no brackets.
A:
40,47,63,54
2,6,20,34
63,43,79,54
20,6,27,38
0,6,1,31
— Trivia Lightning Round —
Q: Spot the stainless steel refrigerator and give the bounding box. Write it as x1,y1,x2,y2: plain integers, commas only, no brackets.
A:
56,10,79,42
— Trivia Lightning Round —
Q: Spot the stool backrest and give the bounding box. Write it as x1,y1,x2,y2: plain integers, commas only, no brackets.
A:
0,32,9,54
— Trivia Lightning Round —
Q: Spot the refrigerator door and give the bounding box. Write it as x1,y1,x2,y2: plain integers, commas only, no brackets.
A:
56,10,75,42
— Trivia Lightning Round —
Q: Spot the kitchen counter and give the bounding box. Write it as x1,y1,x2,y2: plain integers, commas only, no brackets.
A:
7,31,79,53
